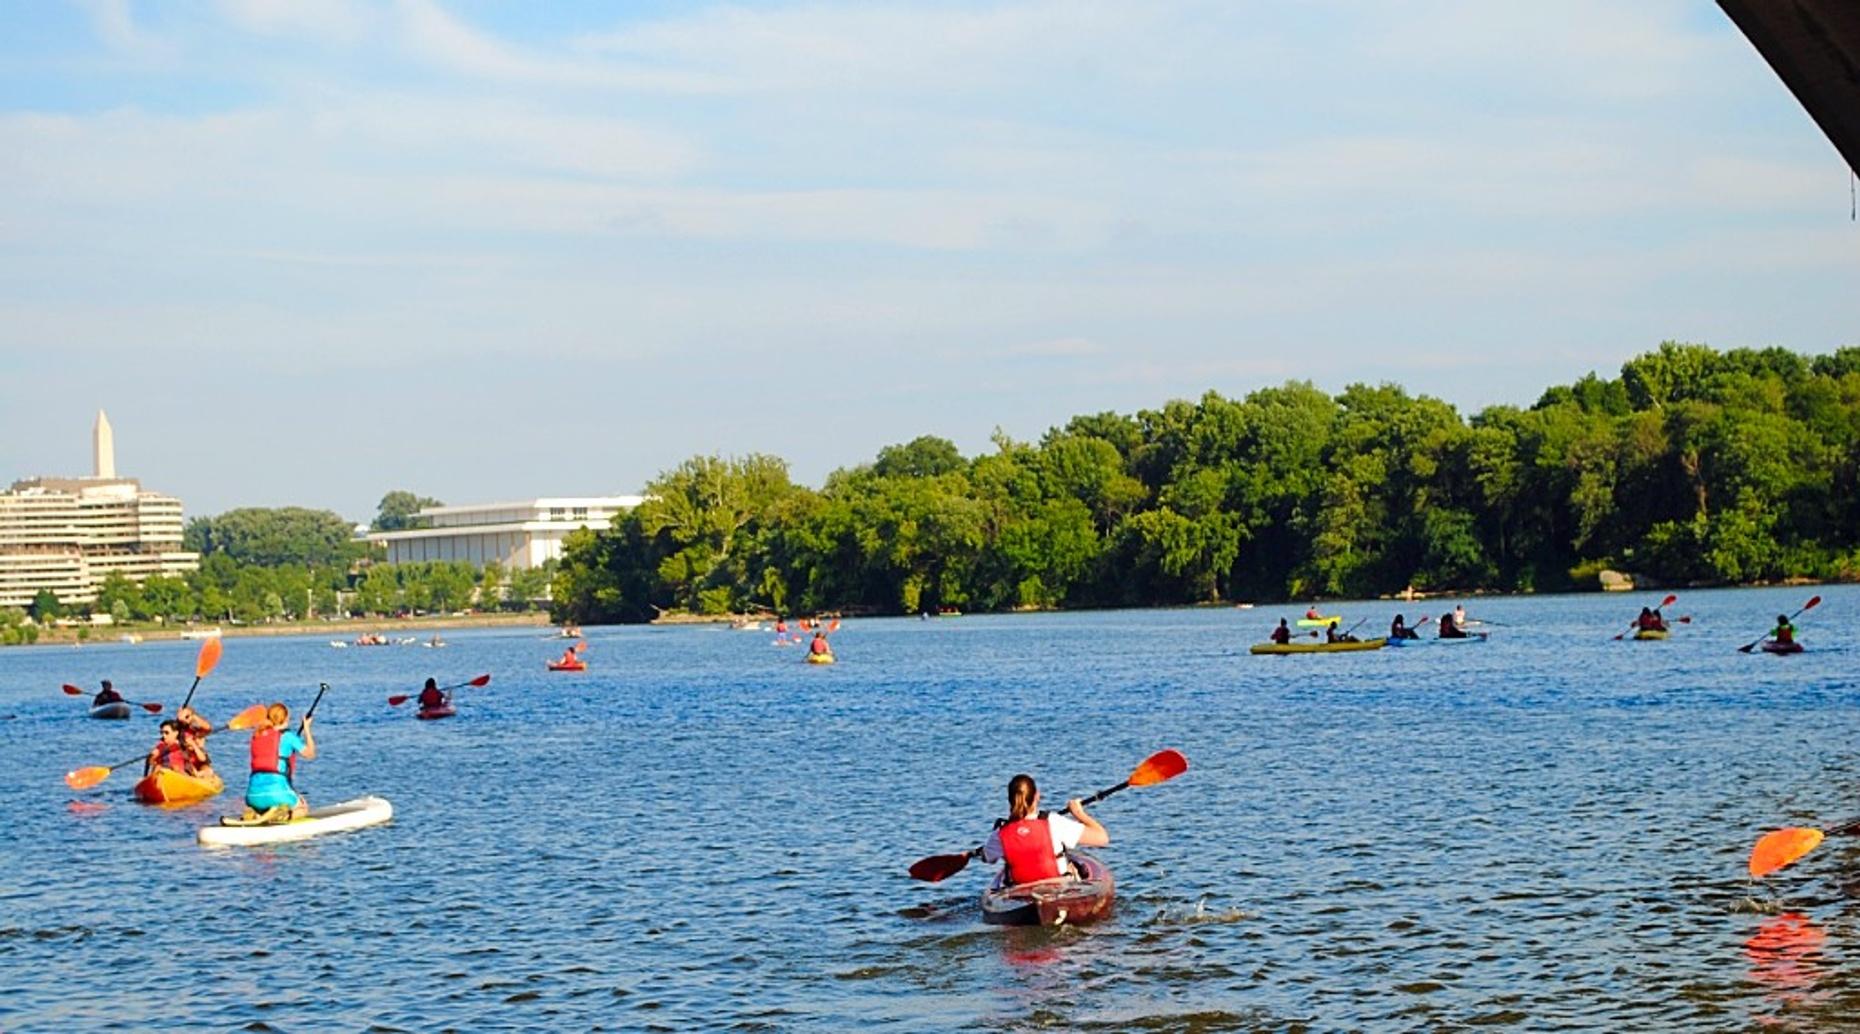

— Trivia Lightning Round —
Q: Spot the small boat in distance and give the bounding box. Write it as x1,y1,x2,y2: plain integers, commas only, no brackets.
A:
179,627,222,640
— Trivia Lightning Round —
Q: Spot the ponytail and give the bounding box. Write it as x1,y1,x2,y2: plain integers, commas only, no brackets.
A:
1007,773,1038,821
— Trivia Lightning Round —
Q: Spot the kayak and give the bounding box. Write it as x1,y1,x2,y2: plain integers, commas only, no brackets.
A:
981,851,1115,927
1633,629,1669,641
806,652,836,665
1761,640,1805,655
416,704,456,720
546,660,587,671
133,768,224,806
1435,632,1489,644
198,796,393,848
1296,616,1341,627
90,702,132,720
1384,635,1427,647
1250,638,1388,655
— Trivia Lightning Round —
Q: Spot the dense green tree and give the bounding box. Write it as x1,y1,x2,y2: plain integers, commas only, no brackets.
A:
373,490,444,532
186,507,361,567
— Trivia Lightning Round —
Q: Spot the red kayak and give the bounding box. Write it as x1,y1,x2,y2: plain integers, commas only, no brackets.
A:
416,704,456,720
546,660,587,672
980,851,1115,927
1761,639,1805,655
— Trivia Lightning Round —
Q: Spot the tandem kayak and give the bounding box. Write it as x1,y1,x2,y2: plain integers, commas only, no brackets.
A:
1250,638,1388,655
90,702,132,720
416,704,456,720
546,660,587,672
133,768,224,806
981,852,1115,927
1295,616,1341,627
806,652,836,665
1761,640,1805,655
1633,629,1669,641
198,796,393,848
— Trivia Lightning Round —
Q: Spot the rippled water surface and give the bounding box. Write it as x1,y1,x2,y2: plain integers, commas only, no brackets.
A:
5,587,1860,1030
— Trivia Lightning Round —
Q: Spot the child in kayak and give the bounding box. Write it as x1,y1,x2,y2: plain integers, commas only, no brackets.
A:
144,720,190,777
982,774,1108,886
177,706,214,778
417,678,446,711
244,702,315,822
93,680,123,707
1270,619,1292,645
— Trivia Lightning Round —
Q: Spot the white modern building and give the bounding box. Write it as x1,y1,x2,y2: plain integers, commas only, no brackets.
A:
0,411,200,608
367,497,643,570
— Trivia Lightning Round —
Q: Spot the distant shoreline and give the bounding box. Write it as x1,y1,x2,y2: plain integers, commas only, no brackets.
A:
16,611,553,647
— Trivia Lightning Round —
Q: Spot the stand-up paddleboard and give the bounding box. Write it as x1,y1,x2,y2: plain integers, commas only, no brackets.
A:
198,796,392,848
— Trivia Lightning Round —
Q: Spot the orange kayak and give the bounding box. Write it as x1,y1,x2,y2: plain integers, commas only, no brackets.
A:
133,768,225,806
546,660,587,671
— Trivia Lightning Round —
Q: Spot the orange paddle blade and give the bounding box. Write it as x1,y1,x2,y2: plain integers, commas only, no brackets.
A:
573,640,587,653
1750,827,1824,879
1128,748,1188,787
224,704,268,731
62,683,84,696
64,766,111,790
195,635,223,678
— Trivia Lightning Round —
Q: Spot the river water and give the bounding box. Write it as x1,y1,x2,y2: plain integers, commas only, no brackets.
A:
2,586,1858,1031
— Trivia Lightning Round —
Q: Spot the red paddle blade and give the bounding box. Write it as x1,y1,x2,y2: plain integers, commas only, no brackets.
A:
1129,748,1188,787
64,766,111,790
468,674,491,687
1803,595,1823,611
1751,827,1824,879
1660,594,1678,608
387,695,411,707
195,635,223,678
909,852,974,883
139,702,163,713
224,704,268,731
62,684,84,696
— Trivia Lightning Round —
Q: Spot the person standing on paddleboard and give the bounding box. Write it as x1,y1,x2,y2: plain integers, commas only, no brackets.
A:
981,774,1108,886
245,702,315,822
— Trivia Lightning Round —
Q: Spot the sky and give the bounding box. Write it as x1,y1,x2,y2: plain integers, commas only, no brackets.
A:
1,0,1855,521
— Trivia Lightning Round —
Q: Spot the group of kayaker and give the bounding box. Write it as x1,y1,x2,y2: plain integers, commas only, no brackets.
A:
143,706,214,781
1635,607,1670,633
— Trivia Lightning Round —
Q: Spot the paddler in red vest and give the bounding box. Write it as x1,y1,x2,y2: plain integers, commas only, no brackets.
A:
177,705,214,777
981,773,1108,886
809,632,832,657
558,646,580,667
417,677,446,711
143,720,190,776
94,679,124,708
244,702,315,822
1269,619,1292,645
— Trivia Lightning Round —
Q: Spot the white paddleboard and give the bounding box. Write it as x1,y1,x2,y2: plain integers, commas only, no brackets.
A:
197,796,393,848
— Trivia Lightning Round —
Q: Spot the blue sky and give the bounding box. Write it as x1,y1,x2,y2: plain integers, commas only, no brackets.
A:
1,0,1854,520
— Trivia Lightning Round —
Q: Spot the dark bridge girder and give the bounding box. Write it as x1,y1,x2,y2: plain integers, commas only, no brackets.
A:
1717,0,1860,175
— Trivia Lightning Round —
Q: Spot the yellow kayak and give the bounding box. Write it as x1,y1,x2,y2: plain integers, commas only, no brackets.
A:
1251,638,1387,655
1295,616,1342,627
1632,628,1669,640
133,768,225,806
806,652,836,665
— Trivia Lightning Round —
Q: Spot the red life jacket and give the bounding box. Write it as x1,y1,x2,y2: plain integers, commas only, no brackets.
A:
419,689,445,709
999,817,1061,885
154,740,189,772
810,638,830,655
250,726,293,780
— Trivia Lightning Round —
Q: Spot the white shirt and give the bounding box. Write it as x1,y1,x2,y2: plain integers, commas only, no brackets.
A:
981,812,1085,865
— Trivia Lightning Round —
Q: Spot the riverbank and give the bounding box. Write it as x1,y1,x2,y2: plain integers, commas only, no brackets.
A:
20,611,554,647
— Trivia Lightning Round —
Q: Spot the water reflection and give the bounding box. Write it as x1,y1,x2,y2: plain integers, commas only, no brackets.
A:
1747,912,1830,1020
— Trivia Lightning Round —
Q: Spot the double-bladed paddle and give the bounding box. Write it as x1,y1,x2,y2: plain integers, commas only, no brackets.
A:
1738,595,1821,654
62,704,268,790
178,635,224,712
1612,594,1678,641
62,684,162,714
907,748,1189,883
387,674,492,707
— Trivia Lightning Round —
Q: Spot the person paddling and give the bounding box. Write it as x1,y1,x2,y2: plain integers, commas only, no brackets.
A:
93,680,123,707
1305,605,1324,620
1636,606,1668,633
244,702,315,822
177,706,214,777
144,720,190,777
558,646,581,667
808,631,833,657
1771,614,1796,646
1390,614,1420,640
1439,612,1469,639
1325,620,1358,644
1270,619,1292,645
417,677,446,711
981,773,1108,886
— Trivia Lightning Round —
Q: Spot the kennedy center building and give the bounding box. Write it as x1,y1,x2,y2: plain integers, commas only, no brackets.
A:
0,411,200,608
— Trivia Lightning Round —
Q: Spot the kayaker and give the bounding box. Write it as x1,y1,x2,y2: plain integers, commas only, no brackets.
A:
1452,604,1469,628
1439,612,1469,639
558,646,581,666
1636,607,1668,632
981,773,1108,886
808,632,832,657
144,720,190,777
177,706,214,777
244,702,315,822
1390,614,1420,640
1325,621,1358,644
1771,614,1796,645
417,678,446,711
93,680,123,707
1305,606,1324,620
1269,619,1292,645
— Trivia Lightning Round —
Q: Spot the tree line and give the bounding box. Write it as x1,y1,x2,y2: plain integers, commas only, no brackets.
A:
550,342,1860,623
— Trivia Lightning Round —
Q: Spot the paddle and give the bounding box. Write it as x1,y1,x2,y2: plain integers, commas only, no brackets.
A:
178,635,224,712
907,748,1189,883
62,684,162,714
62,704,268,790
1612,594,1679,641
388,674,492,707
1739,595,1821,653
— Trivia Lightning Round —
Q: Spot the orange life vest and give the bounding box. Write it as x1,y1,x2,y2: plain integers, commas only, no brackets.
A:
999,817,1061,884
